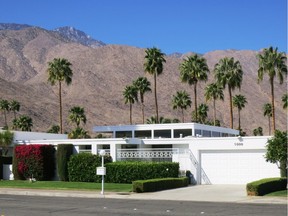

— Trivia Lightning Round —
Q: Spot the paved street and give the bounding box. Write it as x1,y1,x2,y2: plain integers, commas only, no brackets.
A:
0,194,287,216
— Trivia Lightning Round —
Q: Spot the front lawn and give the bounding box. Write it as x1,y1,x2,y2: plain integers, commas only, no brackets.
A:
0,180,132,192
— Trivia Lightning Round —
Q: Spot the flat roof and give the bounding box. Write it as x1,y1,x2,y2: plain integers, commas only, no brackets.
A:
93,123,239,134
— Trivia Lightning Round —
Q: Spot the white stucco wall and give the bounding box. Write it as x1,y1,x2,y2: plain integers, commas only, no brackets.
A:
9,131,279,185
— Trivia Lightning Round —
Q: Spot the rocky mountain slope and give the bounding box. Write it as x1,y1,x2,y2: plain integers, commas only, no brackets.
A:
0,24,286,136
53,26,106,48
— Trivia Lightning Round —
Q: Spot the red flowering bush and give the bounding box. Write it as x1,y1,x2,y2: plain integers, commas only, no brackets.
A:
13,144,55,180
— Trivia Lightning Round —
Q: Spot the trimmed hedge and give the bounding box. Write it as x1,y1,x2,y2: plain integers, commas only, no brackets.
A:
67,153,112,182
105,161,179,183
56,144,74,181
246,177,287,196
133,177,188,193
13,144,55,180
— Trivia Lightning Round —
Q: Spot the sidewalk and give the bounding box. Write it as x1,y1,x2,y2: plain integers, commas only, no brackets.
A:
0,185,287,205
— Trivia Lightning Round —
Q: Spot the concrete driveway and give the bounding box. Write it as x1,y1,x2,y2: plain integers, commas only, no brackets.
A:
128,185,287,204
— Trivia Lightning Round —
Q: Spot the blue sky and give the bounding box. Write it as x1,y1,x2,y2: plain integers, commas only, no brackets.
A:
1,0,287,54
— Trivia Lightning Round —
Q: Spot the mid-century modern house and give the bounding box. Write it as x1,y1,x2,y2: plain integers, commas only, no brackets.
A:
3,123,279,184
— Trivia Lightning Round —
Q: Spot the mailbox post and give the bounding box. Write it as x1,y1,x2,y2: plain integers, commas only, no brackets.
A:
97,149,106,195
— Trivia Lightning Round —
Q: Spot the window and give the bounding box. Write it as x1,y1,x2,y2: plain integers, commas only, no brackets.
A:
195,129,202,136
212,131,220,137
174,129,192,138
135,130,151,138
79,145,91,153
115,131,132,138
154,130,171,138
202,130,211,137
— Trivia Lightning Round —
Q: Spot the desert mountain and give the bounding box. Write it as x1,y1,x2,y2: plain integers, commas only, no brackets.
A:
53,26,106,48
0,24,286,136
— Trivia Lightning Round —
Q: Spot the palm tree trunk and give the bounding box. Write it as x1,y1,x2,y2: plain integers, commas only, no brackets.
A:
59,81,63,134
141,102,145,124
194,83,197,122
228,86,233,129
238,108,241,130
268,117,271,135
141,95,145,124
182,108,184,123
270,79,276,133
154,73,159,123
3,110,7,128
213,99,216,126
129,103,132,124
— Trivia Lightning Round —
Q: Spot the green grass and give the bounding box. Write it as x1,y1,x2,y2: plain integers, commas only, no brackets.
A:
264,189,287,197
0,180,132,192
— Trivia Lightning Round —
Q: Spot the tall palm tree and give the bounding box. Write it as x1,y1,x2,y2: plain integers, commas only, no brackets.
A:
214,57,243,129
232,94,247,130
263,103,272,135
257,46,287,133
172,90,192,123
47,58,73,134
9,100,20,121
282,93,288,109
204,83,224,126
68,106,87,128
14,115,33,131
0,99,10,128
144,47,166,123
133,77,151,124
123,85,138,124
197,103,209,124
179,54,209,122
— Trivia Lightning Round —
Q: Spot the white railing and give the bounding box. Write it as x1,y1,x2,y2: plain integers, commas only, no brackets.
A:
183,149,211,184
117,148,179,160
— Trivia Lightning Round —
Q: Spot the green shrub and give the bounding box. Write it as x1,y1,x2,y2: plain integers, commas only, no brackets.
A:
12,145,21,180
133,177,188,193
105,161,179,183
56,144,74,181
246,177,287,196
13,144,55,180
68,153,112,182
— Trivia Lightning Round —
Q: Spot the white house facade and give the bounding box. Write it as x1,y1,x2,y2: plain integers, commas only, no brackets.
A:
8,123,280,184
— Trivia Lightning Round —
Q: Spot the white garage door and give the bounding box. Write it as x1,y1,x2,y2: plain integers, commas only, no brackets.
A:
200,150,279,184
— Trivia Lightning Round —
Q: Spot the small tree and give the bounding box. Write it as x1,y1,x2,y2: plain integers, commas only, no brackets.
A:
47,125,60,134
0,130,14,156
253,127,263,136
56,144,74,181
265,130,287,177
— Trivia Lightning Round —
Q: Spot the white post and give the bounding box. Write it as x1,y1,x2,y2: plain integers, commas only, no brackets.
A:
101,155,104,195
99,149,106,195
